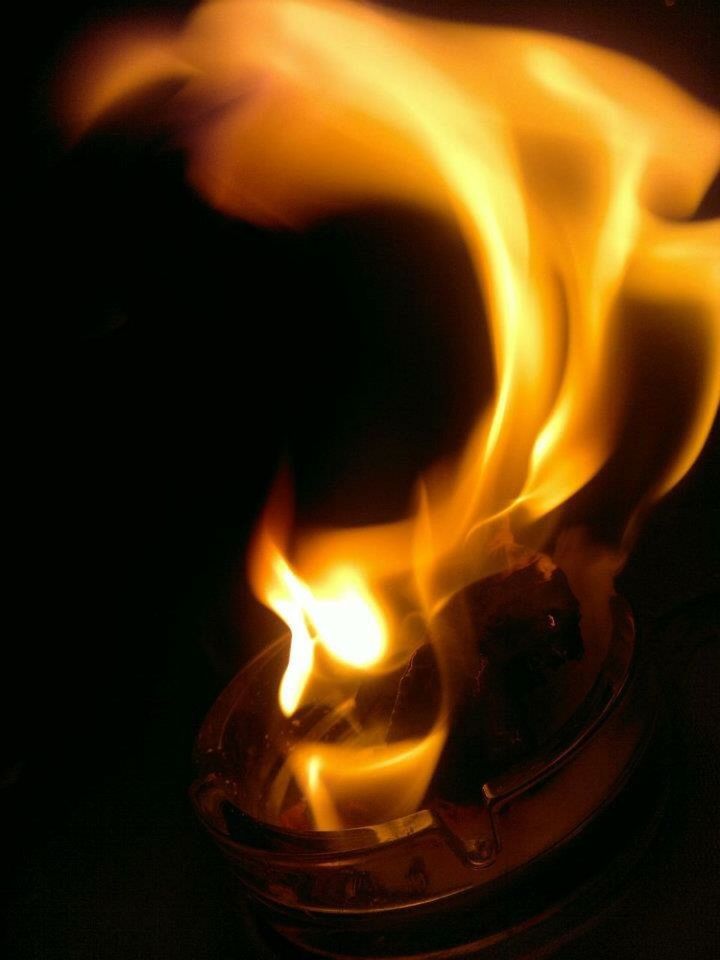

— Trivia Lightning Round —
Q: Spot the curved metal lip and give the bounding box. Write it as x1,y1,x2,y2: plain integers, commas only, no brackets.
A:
194,595,636,857
247,666,661,927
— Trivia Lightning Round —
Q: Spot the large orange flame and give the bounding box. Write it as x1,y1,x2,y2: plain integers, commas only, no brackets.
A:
65,0,720,829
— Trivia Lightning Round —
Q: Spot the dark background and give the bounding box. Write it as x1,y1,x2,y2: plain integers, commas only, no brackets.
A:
7,1,719,958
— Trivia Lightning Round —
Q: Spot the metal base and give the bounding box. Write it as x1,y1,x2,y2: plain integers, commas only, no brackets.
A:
260,716,668,958
192,596,662,958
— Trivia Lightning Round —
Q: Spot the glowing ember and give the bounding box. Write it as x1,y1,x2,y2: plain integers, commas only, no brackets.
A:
64,0,720,829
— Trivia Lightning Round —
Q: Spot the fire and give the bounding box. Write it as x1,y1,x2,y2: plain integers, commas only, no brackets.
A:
64,0,720,829
253,536,387,715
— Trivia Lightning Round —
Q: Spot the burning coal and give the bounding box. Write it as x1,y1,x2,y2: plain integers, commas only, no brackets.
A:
62,0,720,829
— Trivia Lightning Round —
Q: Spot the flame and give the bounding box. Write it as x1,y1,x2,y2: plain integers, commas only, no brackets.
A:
288,729,447,830
65,0,720,829
253,536,388,715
